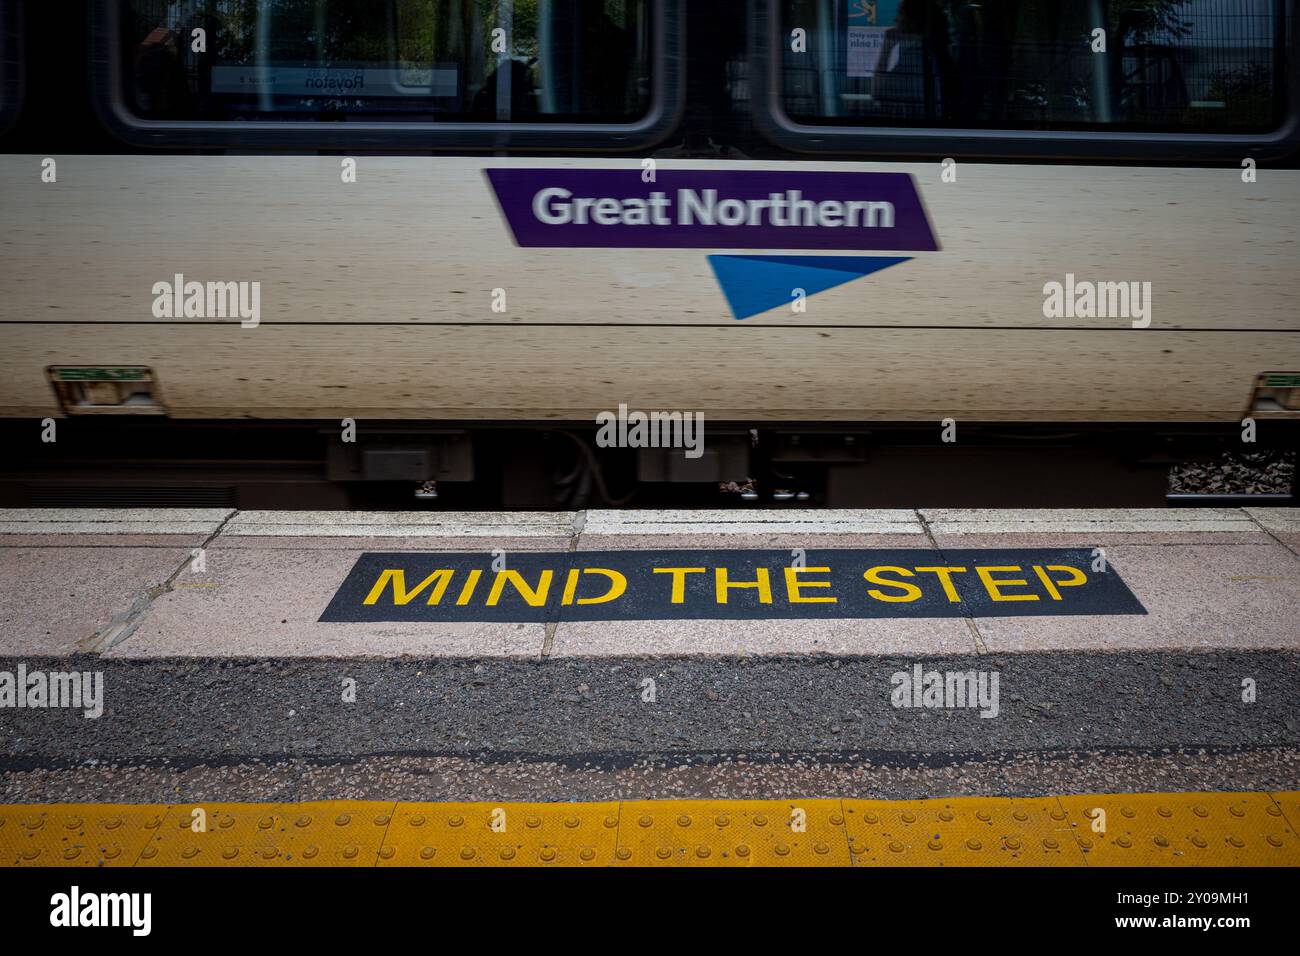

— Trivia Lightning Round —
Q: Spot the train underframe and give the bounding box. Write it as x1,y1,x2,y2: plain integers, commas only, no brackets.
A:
1,418,1295,510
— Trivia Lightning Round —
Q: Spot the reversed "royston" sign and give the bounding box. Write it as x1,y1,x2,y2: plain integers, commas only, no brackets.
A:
320,549,1145,623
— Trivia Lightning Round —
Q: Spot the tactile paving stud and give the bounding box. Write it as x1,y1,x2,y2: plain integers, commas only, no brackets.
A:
379,802,619,867
0,804,170,868
1057,793,1300,866
615,800,849,866
843,797,1084,867
138,802,395,868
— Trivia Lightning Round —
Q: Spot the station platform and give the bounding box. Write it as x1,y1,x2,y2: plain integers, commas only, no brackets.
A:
2,507,1299,867
2,506,1297,658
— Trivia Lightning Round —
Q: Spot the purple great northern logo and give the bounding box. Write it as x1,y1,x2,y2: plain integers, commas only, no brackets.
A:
485,168,939,319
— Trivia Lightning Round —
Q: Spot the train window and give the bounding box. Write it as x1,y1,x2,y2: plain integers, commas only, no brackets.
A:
778,0,1287,133
119,0,653,124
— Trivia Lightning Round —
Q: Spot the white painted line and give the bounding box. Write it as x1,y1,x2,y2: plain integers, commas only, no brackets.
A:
0,521,226,535
224,523,570,537
580,521,924,535
920,508,1251,523
225,511,574,537
921,508,1257,535
0,507,233,535
583,509,923,534
229,510,569,526
0,508,1285,539
0,508,233,523
586,509,917,524
932,520,1252,535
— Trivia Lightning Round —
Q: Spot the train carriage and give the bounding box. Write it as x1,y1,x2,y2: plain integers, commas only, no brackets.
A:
0,0,1297,508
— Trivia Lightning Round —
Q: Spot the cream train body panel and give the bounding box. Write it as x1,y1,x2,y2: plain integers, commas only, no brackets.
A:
1,156,1296,421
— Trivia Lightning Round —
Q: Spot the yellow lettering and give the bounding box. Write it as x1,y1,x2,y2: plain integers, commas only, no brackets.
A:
1032,564,1087,600
486,569,554,607
864,566,922,603
565,568,627,605
455,568,482,605
914,566,967,603
561,568,581,605
715,567,772,604
976,566,1038,602
783,566,836,603
653,567,705,603
363,569,454,606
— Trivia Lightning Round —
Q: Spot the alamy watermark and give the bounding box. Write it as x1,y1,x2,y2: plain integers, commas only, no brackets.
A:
1042,273,1152,328
151,273,260,328
890,663,1000,718
50,886,150,936
0,664,103,719
595,403,704,459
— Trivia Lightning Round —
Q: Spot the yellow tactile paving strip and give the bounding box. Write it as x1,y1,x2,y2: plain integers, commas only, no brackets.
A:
2,793,1298,867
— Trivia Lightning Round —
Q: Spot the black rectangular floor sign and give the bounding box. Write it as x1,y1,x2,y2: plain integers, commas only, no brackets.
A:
320,548,1146,623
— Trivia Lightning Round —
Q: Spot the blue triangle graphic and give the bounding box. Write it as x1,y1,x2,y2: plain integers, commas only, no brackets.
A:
708,255,911,320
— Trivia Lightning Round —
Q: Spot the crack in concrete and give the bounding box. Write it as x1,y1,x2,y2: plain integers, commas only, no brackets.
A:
915,508,989,655
1242,506,1300,562
78,510,239,654
541,509,587,657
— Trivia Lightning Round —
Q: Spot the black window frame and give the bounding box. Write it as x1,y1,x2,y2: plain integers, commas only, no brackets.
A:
750,0,1300,161
91,0,683,151
0,1,22,136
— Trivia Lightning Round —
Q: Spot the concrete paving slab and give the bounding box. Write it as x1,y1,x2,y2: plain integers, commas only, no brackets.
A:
1245,507,1300,555
1273,534,1300,556
107,548,543,658
548,618,976,657
976,543,1300,652
0,546,191,655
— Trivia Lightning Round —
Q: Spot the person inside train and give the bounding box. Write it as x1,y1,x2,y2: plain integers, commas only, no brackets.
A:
872,0,956,121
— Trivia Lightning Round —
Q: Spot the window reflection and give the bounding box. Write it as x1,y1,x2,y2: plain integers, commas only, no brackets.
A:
124,0,652,123
782,0,1283,131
